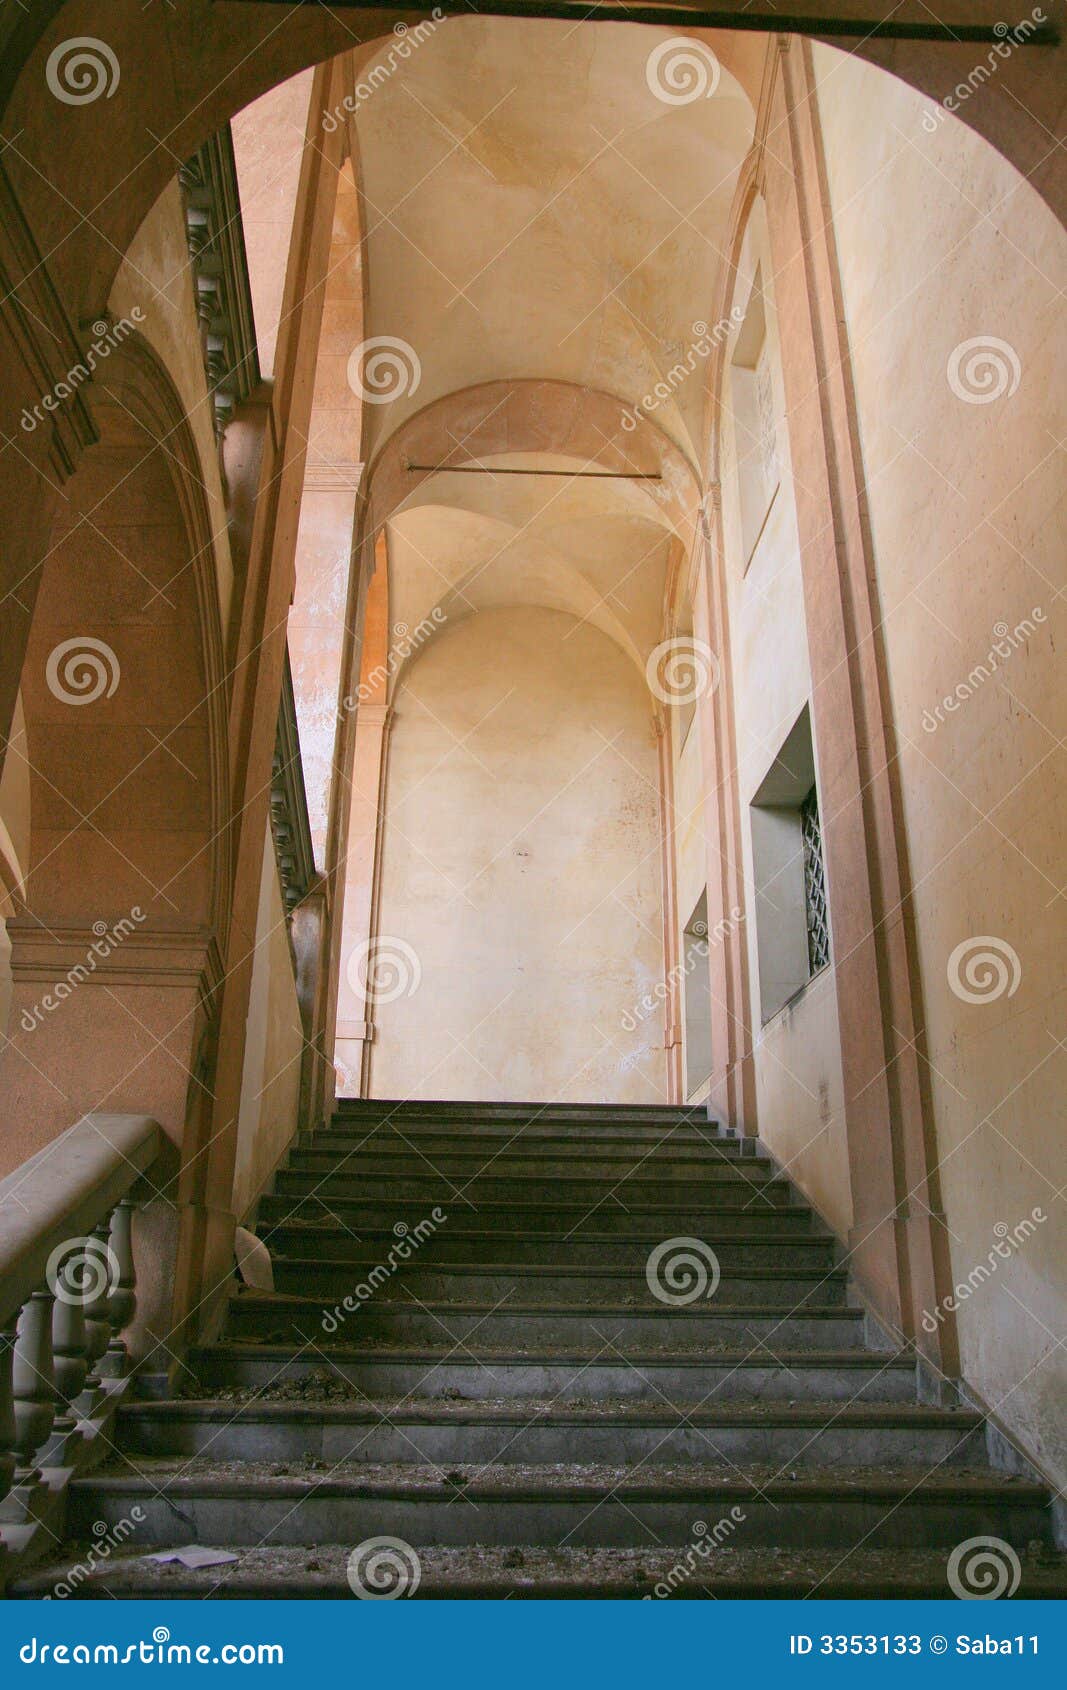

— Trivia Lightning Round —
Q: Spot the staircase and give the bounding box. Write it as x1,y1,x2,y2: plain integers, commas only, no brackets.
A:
11,1101,1065,1599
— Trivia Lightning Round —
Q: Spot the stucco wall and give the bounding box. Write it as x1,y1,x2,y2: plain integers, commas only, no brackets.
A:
813,43,1067,1486
232,821,305,1222
719,200,853,1240
369,606,666,1103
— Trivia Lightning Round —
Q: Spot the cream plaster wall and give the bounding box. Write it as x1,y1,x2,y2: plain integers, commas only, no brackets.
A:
109,179,234,636
719,201,852,1240
813,43,1067,1485
232,821,305,1222
369,606,666,1103
231,69,314,381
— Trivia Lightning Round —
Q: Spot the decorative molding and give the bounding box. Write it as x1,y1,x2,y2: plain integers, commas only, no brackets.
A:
303,461,364,491
271,648,315,917
179,124,260,437
6,920,224,1001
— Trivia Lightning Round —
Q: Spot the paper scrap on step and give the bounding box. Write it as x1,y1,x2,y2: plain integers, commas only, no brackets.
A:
146,1547,240,1569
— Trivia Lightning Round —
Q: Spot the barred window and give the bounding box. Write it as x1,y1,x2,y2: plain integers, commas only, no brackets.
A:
801,784,830,975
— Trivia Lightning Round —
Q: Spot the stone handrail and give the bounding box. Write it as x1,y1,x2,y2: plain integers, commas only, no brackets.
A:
0,1113,162,1520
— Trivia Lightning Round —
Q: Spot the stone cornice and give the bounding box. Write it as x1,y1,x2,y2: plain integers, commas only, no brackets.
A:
7,919,224,1002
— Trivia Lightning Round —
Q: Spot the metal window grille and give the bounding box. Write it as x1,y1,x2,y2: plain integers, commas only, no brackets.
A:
801,784,830,975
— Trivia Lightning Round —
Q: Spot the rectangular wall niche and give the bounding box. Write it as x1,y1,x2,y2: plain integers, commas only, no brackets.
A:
683,889,713,1100
731,266,780,569
749,705,831,1023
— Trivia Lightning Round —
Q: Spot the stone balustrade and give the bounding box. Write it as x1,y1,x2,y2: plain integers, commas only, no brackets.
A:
0,1115,162,1517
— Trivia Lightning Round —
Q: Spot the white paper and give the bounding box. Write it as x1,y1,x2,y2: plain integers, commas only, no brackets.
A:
146,1547,240,1569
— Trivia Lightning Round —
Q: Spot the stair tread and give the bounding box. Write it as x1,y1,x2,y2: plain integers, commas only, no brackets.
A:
231,1293,858,1315
199,1340,912,1364
259,1259,842,1276
13,1542,1067,1600
77,1458,1045,1499
122,1396,980,1426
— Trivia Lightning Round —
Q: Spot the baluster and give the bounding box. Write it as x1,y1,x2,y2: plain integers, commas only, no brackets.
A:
106,1199,137,1366
0,1320,17,1508
50,1245,90,1438
11,1289,56,1482
79,1216,116,1401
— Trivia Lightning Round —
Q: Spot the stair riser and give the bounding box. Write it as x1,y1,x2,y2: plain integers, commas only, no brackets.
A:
257,1199,799,1234
189,1353,917,1402
334,1106,715,1126
117,1418,986,1469
274,1174,779,1204
287,1151,754,1179
269,1264,846,1304
263,1235,836,1269
225,1306,865,1349
69,1490,1050,1551
306,1134,742,1159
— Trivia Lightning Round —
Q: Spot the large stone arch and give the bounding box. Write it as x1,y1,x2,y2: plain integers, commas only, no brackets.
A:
0,332,229,1171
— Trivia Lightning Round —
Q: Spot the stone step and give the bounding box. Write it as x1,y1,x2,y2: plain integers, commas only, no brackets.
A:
13,1543,1067,1601
274,1168,779,1206
67,1461,1052,1550
286,1145,756,1180
183,1344,918,1402
312,1122,737,1149
256,1194,799,1234
224,1294,866,1350
260,1227,837,1269
116,1397,987,1468
266,1257,846,1305
334,1101,715,1126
